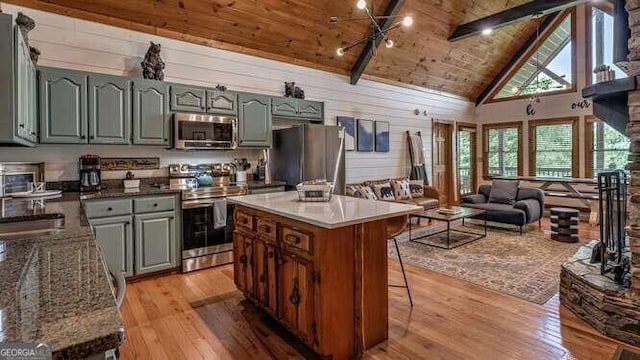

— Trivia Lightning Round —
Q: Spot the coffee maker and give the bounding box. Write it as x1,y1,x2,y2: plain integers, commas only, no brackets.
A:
79,155,101,192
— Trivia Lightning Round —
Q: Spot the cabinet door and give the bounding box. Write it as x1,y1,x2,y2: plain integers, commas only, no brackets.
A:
266,244,278,314
271,97,298,118
298,100,324,121
88,74,131,144
26,62,38,142
233,231,247,292
132,79,170,146
238,93,272,148
14,28,29,141
39,67,88,144
206,90,237,115
134,211,177,274
170,85,206,112
90,215,134,278
254,238,268,305
279,252,315,345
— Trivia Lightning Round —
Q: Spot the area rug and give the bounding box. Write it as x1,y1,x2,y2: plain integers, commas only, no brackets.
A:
388,221,582,305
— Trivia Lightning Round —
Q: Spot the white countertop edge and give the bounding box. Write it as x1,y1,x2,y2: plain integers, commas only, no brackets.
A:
228,193,423,229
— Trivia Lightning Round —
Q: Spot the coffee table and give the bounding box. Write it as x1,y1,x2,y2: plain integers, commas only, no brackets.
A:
409,207,487,249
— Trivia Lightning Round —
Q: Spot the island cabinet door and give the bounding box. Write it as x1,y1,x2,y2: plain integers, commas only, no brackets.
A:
279,252,316,346
254,238,268,304
233,231,255,297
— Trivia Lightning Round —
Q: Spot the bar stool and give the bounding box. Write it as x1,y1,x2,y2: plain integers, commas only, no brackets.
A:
387,215,413,307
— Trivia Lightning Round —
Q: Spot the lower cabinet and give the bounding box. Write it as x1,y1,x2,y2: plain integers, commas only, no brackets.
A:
278,252,315,345
89,215,134,277
233,230,254,297
87,195,179,278
134,211,176,274
254,238,278,314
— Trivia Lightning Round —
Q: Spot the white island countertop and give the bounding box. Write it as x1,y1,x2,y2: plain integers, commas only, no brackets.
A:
228,192,422,229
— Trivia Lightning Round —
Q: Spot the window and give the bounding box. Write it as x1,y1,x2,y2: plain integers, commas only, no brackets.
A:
586,119,629,178
482,122,523,179
589,6,628,85
489,10,575,102
529,118,579,178
457,124,476,196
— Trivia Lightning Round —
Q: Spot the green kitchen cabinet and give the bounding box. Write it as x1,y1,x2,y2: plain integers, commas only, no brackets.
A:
132,79,170,146
298,99,323,120
39,66,88,144
88,74,131,144
206,90,238,115
90,215,134,278
134,211,177,274
170,85,206,112
238,93,272,148
0,14,37,146
272,97,298,118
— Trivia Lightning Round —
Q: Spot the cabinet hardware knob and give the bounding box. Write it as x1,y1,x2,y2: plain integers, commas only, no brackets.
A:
19,124,24,128
286,234,301,244
81,135,86,139
90,135,95,139
259,225,270,232
125,222,130,225
31,132,36,135
153,203,158,207
107,207,113,211
164,138,168,141
240,254,247,264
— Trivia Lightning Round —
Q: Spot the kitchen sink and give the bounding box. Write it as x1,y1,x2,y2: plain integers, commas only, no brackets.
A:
0,217,65,239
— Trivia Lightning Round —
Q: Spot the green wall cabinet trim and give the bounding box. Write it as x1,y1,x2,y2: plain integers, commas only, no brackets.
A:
134,211,177,274
170,85,206,112
89,74,131,144
39,66,88,144
298,99,324,120
90,215,134,277
206,90,238,115
0,14,37,146
238,93,272,148
132,79,170,146
272,97,298,117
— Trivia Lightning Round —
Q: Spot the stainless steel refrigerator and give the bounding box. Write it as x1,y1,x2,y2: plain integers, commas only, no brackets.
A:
271,124,345,195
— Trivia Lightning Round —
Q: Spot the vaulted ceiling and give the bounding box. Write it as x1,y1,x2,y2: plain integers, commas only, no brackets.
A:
6,0,542,100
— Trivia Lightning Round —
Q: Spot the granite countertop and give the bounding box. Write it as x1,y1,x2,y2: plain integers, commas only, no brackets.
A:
228,192,422,229
0,194,125,359
79,184,181,200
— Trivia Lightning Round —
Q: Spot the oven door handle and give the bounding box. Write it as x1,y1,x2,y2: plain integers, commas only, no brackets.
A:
182,200,216,209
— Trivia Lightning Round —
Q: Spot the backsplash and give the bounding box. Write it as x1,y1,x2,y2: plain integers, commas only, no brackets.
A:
0,144,261,181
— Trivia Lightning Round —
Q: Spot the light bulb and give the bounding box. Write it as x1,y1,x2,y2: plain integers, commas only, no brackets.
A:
337,48,345,56
481,28,493,36
385,39,394,48
402,16,413,27
357,0,367,10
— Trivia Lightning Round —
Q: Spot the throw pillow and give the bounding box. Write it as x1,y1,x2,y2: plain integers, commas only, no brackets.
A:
391,179,412,200
360,185,378,200
409,180,425,198
372,182,395,201
346,184,364,198
488,179,519,205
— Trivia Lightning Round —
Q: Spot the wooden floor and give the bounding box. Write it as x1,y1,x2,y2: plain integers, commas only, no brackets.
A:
118,219,639,360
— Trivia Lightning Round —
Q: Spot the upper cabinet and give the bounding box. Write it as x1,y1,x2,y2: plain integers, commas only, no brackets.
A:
39,67,88,144
170,85,206,112
132,79,170,146
88,74,131,144
0,14,37,146
170,85,238,115
238,93,272,148
271,97,323,122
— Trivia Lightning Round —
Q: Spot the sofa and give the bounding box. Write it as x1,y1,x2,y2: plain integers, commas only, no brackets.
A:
346,178,440,211
461,184,545,233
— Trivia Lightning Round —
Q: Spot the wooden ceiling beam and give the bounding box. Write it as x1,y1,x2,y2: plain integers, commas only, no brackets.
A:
448,0,579,42
350,0,405,85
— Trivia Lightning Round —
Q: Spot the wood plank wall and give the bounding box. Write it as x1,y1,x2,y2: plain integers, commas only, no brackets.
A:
0,4,474,183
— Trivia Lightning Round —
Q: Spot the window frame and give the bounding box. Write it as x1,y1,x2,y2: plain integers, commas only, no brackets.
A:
482,121,524,180
585,4,619,87
585,116,629,178
457,122,478,197
485,8,577,104
528,117,580,178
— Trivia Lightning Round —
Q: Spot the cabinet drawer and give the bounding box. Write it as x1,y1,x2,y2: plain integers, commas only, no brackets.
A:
134,196,175,214
84,199,132,218
235,211,254,231
281,227,312,254
256,218,276,241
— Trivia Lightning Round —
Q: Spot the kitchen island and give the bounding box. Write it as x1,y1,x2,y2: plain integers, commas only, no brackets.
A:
228,192,421,359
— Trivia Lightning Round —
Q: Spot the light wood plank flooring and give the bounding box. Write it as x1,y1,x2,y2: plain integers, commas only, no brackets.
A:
118,219,639,359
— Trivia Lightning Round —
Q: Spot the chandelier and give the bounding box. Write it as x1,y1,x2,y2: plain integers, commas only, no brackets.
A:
331,0,413,57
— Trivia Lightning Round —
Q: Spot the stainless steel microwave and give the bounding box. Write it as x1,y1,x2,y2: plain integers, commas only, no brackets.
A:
173,113,237,150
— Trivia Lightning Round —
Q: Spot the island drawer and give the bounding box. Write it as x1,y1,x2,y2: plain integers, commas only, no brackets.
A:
84,199,132,218
134,196,175,214
256,218,276,241
235,210,254,231
281,226,312,254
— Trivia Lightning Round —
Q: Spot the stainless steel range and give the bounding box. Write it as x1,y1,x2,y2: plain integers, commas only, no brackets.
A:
169,163,247,272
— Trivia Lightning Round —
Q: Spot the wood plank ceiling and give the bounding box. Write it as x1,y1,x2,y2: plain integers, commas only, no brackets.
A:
5,0,541,100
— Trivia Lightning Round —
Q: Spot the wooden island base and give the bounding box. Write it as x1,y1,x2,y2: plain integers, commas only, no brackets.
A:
232,205,391,359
